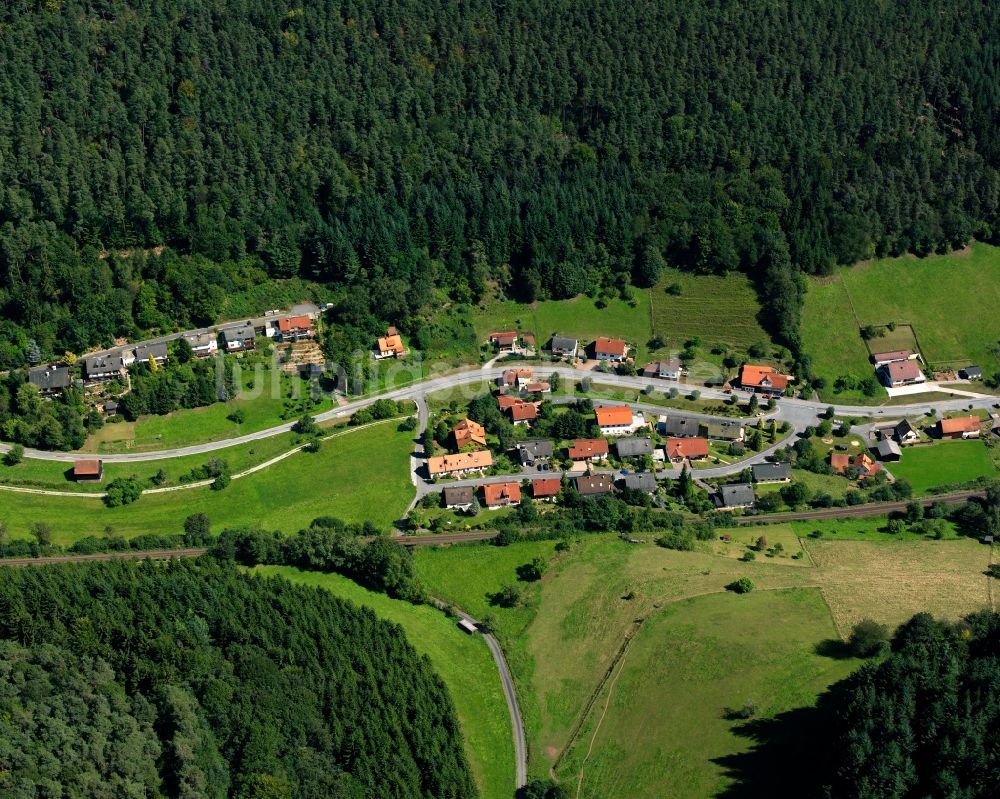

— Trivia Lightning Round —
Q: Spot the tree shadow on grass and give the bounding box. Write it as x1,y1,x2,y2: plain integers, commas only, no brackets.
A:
813,638,855,659
711,705,825,798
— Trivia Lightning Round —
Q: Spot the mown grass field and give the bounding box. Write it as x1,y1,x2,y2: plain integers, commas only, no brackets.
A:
889,439,997,494
83,365,336,453
651,269,771,348
0,421,415,544
414,532,992,793
555,589,858,799
253,566,514,799
0,431,304,493
802,242,1000,399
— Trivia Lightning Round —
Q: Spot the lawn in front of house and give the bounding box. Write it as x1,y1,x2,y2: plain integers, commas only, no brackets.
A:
0,421,415,544
890,439,997,494
253,566,514,799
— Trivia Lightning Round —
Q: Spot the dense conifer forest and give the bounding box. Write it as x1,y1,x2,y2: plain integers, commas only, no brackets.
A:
1,0,999,365
0,560,475,798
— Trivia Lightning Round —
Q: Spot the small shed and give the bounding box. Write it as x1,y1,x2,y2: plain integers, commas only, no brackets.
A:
73,459,104,483
458,618,478,635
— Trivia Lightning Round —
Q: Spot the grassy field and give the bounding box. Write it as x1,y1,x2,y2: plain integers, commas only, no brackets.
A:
252,566,514,799
471,293,654,362
83,365,336,453
414,531,992,792
0,421,415,544
0,431,305,493
555,588,858,799
890,440,997,494
651,269,772,350
791,516,962,542
802,242,1000,399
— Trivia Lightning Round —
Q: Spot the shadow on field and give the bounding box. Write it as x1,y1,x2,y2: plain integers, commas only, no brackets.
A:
712,706,823,798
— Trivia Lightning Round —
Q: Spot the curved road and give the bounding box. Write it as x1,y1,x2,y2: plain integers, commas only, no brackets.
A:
2,363,997,463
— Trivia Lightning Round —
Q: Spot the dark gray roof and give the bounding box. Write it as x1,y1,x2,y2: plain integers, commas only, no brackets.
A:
550,335,578,351
184,332,216,348
28,365,71,391
221,322,255,344
443,486,475,506
575,474,614,495
751,462,791,482
716,483,755,508
515,440,554,463
877,439,902,458
615,437,654,458
893,419,917,438
84,353,124,374
660,416,700,437
622,473,657,492
702,419,744,440
960,366,983,379
134,342,168,361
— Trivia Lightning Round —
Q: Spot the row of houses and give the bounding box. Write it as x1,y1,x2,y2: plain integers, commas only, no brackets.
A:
441,470,662,510
487,331,630,363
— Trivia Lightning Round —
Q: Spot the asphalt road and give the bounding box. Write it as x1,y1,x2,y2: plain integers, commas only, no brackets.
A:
4,363,997,463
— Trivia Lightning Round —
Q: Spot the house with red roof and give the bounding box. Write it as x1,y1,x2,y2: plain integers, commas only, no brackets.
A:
665,437,709,462
738,364,790,396
592,337,629,362
482,481,521,509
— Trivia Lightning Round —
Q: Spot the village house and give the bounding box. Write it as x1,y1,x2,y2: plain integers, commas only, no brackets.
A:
938,416,981,440
489,331,519,353
73,458,104,483
515,439,554,467
702,419,745,442
615,437,654,460
507,401,539,425
133,342,168,367
751,462,792,483
658,416,700,438
452,418,488,450
83,353,125,382
549,335,579,359
103,399,119,416
499,367,534,389
592,337,629,363
183,332,219,357
959,365,983,380
532,477,562,500
642,358,683,380
28,365,71,396
523,381,551,394
853,452,882,477
575,474,614,497
714,483,756,510
621,472,657,494
595,405,644,436
375,327,405,359
567,438,609,462
666,437,709,462
482,481,521,509
276,314,315,342
870,350,916,367
442,486,476,511
426,450,493,478
876,439,902,461
220,322,257,353
891,419,920,444
878,359,926,388
738,364,790,396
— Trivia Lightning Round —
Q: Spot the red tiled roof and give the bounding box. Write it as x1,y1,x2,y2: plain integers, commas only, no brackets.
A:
594,337,627,357
940,416,980,435
490,331,518,345
884,360,923,382
532,478,562,498
871,350,912,362
508,402,538,421
426,450,493,476
567,439,609,459
830,453,850,473
453,418,487,449
73,459,102,476
277,314,312,333
483,481,521,506
595,406,634,427
739,364,789,391
666,437,709,460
